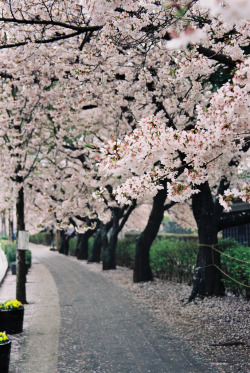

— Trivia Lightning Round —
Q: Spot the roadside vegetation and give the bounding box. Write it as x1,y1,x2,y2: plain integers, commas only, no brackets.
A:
27,233,250,299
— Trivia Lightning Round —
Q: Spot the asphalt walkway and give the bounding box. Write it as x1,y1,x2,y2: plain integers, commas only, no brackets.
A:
0,244,217,373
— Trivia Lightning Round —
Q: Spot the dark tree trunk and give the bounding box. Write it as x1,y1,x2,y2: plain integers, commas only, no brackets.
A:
77,230,92,260
133,185,168,283
103,208,120,270
1,211,7,236
8,209,14,241
88,225,103,263
59,231,69,255
189,182,225,301
16,187,27,304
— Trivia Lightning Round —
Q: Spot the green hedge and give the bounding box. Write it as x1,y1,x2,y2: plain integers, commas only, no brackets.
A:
1,240,32,267
117,236,250,298
219,238,250,299
125,232,199,242
69,237,78,256
69,236,95,256
0,236,9,241
29,232,53,246
116,236,136,269
150,238,198,284
116,236,198,284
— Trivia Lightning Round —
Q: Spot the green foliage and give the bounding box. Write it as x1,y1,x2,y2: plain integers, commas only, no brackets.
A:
150,238,198,284
69,236,95,257
116,236,136,269
116,236,198,284
69,237,78,256
89,237,94,253
25,249,32,267
1,240,16,264
1,240,32,267
161,219,193,234
0,236,9,241
219,238,250,299
116,236,250,299
29,231,53,246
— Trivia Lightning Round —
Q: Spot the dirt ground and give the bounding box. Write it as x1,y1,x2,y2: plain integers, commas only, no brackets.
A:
83,262,250,373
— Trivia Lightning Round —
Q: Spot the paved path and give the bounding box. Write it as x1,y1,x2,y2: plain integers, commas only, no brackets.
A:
1,244,217,373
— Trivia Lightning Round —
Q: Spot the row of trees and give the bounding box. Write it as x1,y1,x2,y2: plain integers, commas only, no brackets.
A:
0,1,249,302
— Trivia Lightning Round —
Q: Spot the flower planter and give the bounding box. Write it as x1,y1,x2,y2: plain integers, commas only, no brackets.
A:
10,262,29,275
0,308,24,334
10,262,16,275
0,340,11,373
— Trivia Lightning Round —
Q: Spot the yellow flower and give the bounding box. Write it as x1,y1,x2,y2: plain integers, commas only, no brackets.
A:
0,299,23,310
0,332,8,344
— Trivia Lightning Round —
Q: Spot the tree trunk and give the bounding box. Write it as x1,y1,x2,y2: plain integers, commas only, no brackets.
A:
1,210,7,236
16,187,27,304
59,231,69,255
103,208,120,270
133,185,167,282
77,230,92,260
189,182,225,301
88,226,103,263
8,209,14,241
55,229,61,251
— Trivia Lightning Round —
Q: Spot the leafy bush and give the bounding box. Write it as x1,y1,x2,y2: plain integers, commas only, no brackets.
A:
116,236,136,268
1,240,32,267
89,236,94,253
25,249,32,267
69,237,78,256
116,236,198,283
69,236,95,257
29,231,53,246
150,238,198,284
0,236,9,241
219,238,250,299
161,217,193,234
116,236,250,298
1,240,16,264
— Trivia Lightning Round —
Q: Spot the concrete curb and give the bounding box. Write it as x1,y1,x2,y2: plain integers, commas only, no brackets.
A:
0,247,9,285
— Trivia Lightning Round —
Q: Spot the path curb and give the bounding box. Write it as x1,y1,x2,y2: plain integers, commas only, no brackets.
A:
0,247,9,285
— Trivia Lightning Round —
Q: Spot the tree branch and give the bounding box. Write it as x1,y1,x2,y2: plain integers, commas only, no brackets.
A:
197,46,241,68
0,17,102,32
117,201,137,235
218,208,250,231
164,200,176,211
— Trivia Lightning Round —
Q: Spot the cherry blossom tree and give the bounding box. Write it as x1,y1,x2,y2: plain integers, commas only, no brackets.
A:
0,0,249,296
92,3,250,291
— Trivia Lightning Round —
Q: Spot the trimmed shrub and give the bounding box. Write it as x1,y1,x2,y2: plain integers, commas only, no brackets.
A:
0,236,9,241
69,237,78,256
219,238,250,299
1,240,32,267
69,236,95,257
116,236,136,269
150,238,198,284
116,236,250,299
1,240,16,264
29,231,53,246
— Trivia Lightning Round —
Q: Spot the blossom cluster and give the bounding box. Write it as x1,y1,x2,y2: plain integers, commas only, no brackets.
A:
219,182,250,212
98,57,250,205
